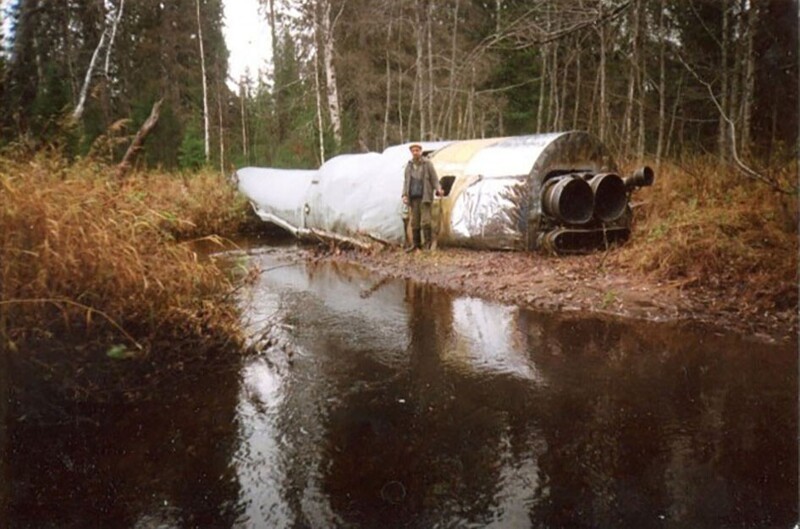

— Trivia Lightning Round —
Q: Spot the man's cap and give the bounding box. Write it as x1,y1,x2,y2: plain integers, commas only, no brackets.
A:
409,143,423,150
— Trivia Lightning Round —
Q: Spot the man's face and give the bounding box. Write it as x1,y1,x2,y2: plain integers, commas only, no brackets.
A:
410,146,422,160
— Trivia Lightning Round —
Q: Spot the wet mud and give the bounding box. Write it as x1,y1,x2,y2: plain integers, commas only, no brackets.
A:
314,245,798,344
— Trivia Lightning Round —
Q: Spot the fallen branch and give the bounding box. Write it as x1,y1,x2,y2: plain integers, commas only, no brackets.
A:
116,98,163,180
0,298,142,350
677,53,793,195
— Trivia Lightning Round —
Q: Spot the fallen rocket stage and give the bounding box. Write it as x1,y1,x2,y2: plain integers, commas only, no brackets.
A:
234,131,653,254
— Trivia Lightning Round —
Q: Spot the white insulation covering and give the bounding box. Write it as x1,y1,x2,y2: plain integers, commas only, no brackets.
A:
236,142,451,246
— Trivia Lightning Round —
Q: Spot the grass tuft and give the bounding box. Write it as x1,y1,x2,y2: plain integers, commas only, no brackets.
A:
0,154,252,358
616,157,798,312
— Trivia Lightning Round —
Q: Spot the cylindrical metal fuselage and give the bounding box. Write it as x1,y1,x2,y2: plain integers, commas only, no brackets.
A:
235,132,651,253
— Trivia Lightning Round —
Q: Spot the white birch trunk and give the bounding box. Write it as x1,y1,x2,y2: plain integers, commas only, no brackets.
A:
104,0,124,78
321,0,343,148
72,27,108,121
314,48,326,163
196,0,210,163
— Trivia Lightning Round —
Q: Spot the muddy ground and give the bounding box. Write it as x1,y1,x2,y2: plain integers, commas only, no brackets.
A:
308,245,798,345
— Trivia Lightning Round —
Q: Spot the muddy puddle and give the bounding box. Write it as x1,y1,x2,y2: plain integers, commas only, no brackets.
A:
2,244,797,528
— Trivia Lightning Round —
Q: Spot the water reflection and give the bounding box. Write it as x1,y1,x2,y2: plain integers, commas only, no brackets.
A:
6,349,243,528
4,248,796,528
233,250,796,529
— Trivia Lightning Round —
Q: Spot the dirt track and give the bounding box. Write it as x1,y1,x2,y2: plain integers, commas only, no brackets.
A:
310,245,798,345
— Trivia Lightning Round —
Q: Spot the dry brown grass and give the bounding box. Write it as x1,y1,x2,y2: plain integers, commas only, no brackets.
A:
0,154,251,356
615,157,798,312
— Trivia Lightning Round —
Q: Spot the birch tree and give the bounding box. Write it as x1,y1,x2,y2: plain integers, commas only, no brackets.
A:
196,0,210,163
72,10,108,122
320,0,343,148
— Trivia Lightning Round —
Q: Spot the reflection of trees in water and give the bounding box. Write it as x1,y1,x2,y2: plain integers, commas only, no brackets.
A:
322,281,521,527
6,354,242,528
242,256,796,528
526,316,796,528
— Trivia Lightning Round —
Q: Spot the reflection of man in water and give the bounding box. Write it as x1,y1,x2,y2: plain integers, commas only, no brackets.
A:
401,201,411,249
402,143,442,252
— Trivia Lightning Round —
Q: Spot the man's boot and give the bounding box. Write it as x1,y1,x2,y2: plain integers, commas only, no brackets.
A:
405,229,421,253
422,227,433,250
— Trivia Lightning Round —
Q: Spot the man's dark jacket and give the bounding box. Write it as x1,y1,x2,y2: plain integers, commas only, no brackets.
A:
402,158,439,203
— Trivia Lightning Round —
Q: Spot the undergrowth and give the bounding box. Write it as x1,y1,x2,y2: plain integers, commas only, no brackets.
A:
616,156,798,313
0,153,253,363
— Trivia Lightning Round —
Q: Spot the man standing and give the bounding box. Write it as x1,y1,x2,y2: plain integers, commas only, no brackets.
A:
402,143,442,251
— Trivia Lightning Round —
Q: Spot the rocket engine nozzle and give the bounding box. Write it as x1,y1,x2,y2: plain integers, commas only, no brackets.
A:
589,172,628,222
542,175,594,225
623,166,655,189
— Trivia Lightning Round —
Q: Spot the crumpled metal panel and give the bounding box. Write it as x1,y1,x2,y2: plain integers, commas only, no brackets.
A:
448,176,528,250
462,133,565,179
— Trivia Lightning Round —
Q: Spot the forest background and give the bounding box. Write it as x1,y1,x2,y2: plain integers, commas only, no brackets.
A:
1,0,796,174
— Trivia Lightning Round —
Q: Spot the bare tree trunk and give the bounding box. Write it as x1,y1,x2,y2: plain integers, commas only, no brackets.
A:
382,4,394,150
321,0,343,148
426,0,434,140
559,47,570,130
217,84,225,176
718,0,730,163
588,58,600,132
62,8,78,106
536,46,547,133
665,72,684,159
398,71,405,141
598,1,608,143
572,43,582,130
463,66,476,138
196,0,210,163
104,0,124,78
415,0,425,140
548,41,558,130
636,0,645,157
445,0,460,138
117,99,163,179
268,0,278,69
240,80,248,160
314,50,326,162
740,1,757,156
622,0,639,154
656,0,666,166
72,26,108,121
